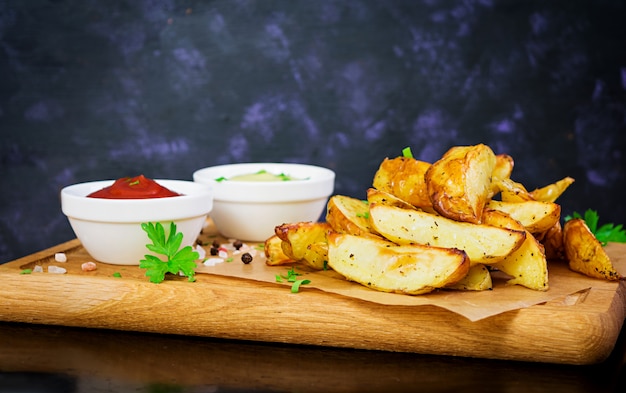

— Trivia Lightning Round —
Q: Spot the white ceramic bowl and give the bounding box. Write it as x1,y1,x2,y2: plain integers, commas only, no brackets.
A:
193,163,335,241
61,179,213,265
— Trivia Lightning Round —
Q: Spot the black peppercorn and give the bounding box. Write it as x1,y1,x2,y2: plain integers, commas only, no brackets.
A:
233,240,243,250
241,252,253,264
210,247,219,256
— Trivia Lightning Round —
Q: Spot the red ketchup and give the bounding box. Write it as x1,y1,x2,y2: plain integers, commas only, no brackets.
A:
87,175,181,199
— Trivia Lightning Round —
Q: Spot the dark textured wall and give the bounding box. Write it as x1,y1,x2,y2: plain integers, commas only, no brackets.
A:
1,0,625,264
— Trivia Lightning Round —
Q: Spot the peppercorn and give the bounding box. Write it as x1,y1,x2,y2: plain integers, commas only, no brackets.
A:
241,252,253,264
212,240,220,248
233,240,243,250
210,247,219,256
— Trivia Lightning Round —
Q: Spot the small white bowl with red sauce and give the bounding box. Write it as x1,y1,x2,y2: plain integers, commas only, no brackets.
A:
61,175,213,265
192,162,335,242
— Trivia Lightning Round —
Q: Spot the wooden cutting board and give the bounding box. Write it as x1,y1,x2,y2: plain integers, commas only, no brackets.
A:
1,236,625,365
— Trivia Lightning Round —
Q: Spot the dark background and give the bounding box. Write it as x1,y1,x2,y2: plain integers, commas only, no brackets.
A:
1,0,625,264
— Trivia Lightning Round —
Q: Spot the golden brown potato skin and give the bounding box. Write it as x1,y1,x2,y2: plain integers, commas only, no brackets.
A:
535,220,565,261
530,177,575,203
563,218,622,281
485,200,561,234
325,195,380,238
372,156,432,210
274,221,333,270
264,234,294,266
425,144,496,224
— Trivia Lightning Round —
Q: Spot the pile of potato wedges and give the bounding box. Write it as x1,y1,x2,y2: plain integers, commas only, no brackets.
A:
264,144,623,295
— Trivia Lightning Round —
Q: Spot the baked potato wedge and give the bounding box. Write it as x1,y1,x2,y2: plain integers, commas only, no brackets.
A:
264,234,295,266
494,177,534,202
535,220,565,261
275,221,333,270
366,187,416,210
446,264,493,291
327,233,470,295
482,209,549,291
486,200,561,234
372,156,432,209
369,204,526,265
326,195,379,238
563,218,621,281
529,176,575,203
492,153,515,183
425,144,496,224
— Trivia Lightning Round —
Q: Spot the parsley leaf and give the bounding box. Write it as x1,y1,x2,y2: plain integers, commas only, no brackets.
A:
139,222,199,283
565,209,626,246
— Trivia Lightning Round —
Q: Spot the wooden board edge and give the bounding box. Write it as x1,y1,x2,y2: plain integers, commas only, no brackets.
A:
0,268,623,365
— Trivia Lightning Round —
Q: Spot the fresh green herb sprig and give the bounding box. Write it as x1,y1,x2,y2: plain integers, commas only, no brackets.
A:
139,222,199,283
565,209,626,246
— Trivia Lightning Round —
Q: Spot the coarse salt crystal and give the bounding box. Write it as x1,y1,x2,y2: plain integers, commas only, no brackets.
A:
194,245,206,259
81,261,97,272
48,265,67,274
203,258,224,267
33,265,44,273
218,249,228,258
55,253,67,262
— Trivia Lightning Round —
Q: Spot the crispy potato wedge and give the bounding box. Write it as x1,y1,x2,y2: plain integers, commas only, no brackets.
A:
369,204,526,265
327,233,470,295
446,264,493,291
563,218,621,281
482,210,549,291
366,188,417,210
264,234,295,266
492,154,515,182
425,144,496,224
326,195,379,238
535,220,565,261
372,156,432,209
486,200,561,234
305,242,330,270
275,221,333,270
494,178,534,202
530,176,575,203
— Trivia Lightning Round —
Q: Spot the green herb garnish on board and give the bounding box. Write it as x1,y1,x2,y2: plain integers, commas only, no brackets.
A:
276,267,311,293
291,279,311,293
139,222,199,283
565,209,626,246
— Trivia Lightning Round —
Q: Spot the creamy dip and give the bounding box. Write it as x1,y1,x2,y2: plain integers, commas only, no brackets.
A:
220,170,302,182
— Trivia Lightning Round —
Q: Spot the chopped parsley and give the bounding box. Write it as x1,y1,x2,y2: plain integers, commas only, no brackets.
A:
565,209,626,246
276,267,311,293
402,146,414,158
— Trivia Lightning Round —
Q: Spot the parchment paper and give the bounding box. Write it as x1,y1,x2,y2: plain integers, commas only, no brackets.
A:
196,242,626,322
